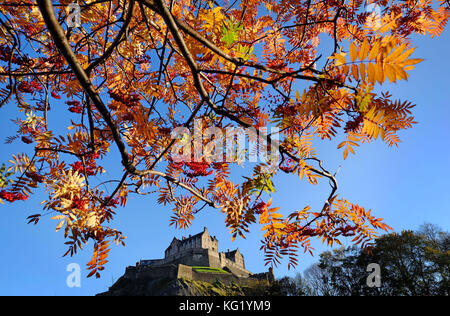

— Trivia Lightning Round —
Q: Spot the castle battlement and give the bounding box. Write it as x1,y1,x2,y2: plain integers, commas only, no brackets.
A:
138,227,252,277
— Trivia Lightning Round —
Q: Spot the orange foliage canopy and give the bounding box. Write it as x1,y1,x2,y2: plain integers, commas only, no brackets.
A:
0,0,448,277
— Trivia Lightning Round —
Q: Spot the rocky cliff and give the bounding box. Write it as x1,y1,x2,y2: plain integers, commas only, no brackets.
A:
97,263,278,296
98,276,281,296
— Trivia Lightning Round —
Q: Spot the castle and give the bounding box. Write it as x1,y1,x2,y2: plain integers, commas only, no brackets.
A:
137,227,252,277
98,228,275,295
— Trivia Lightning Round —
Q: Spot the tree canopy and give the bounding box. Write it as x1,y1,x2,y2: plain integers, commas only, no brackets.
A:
283,224,449,296
0,0,448,278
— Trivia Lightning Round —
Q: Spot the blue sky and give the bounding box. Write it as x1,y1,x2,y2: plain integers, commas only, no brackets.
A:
0,27,449,295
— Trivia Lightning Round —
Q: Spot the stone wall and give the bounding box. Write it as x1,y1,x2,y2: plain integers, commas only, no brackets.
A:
119,263,273,295
177,248,210,266
221,258,251,277
176,264,193,280
250,268,275,283
136,264,178,280
176,264,240,285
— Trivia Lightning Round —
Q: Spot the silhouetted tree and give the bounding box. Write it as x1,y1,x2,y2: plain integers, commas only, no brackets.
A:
296,224,449,296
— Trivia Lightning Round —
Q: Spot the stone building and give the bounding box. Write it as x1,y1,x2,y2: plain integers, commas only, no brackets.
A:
138,227,252,277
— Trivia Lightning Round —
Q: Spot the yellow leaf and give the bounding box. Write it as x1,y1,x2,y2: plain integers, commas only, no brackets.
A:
394,65,408,80
350,42,357,62
368,40,380,61
359,63,366,80
375,62,385,84
402,58,423,66
385,43,406,63
359,39,369,61
384,64,396,83
397,47,416,63
56,219,65,232
352,64,359,81
367,63,376,83
335,53,346,66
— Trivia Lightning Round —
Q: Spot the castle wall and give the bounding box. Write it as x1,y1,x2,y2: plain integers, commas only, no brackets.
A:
134,264,178,280
221,258,251,277
139,259,164,266
207,249,221,269
234,252,245,269
202,234,218,252
177,264,193,280
163,248,211,267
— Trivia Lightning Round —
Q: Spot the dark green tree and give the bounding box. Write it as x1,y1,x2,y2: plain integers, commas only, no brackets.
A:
300,224,449,296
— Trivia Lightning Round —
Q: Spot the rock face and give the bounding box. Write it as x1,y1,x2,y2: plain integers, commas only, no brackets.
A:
97,274,278,296
97,264,276,296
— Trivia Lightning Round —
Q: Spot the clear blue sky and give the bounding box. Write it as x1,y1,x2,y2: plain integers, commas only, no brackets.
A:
0,28,448,296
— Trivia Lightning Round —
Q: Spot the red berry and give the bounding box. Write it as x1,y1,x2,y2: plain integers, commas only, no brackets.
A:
21,136,33,144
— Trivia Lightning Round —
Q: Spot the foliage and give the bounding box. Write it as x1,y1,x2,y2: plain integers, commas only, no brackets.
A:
0,0,448,277
292,224,450,296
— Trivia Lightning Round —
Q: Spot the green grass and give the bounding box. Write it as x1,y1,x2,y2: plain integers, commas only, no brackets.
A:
191,266,230,274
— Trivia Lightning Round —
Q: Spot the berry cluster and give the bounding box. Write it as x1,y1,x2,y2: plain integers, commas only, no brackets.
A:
279,158,296,173
21,136,33,144
253,201,267,214
299,227,320,237
22,25,34,36
168,157,213,178
25,171,45,183
17,80,43,94
104,196,119,207
51,91,61,99
66,100,82,113
0,190,28,202
72,196,87,211
337,225,357,237
184,161,213,178
109,90,141,107
71,152,100,176
0,45,32,66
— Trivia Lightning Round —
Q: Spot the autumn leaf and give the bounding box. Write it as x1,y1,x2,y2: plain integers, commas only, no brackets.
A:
0,0,446,276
